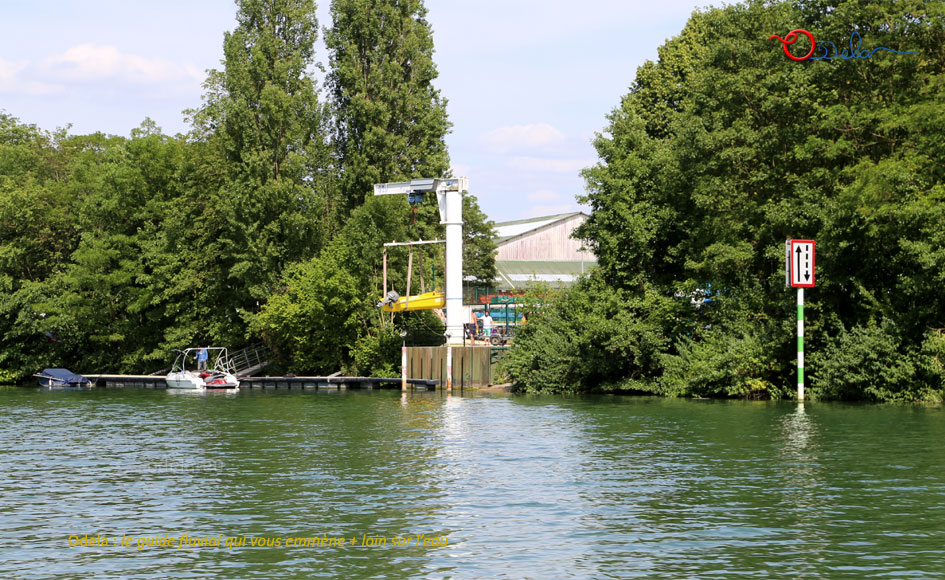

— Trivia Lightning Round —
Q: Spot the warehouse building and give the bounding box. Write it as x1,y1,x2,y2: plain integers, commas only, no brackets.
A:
492,212,595,290
465,212,597,339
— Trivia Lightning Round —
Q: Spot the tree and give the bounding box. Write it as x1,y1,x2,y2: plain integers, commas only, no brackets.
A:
462,194,497,284
511,0,945,399
326,0,452,214
0,114,76,380
193,0,333,306
252,195,415,375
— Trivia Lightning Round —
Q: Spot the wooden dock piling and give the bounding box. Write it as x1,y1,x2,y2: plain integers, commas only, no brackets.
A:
405,346,495,388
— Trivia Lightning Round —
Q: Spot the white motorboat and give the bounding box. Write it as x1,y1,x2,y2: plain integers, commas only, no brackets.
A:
165,347,240,390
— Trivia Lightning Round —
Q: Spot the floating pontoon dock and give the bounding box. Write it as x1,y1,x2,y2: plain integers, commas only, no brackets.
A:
82,375,438,390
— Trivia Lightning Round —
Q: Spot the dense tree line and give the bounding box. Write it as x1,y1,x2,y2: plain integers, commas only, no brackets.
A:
0,0,494,382
504,0,945,401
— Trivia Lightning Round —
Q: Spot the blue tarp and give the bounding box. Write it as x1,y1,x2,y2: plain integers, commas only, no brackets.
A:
37,368,89,386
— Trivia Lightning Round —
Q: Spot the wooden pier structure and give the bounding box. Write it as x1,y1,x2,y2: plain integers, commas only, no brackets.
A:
405,345,499,388
82,345,500,391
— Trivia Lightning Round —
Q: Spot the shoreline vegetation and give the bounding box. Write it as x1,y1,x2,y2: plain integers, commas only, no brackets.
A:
2,1,944,403
0,0,495,387
501,0,945,402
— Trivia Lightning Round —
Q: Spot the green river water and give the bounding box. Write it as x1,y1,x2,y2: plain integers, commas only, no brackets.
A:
1,386,944,579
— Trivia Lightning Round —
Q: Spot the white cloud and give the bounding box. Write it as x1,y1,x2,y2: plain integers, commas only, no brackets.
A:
0,45,204,98
508,156,594,173
0,58,62,95
479,123,565,153
43,44,203,87
0,43,206,103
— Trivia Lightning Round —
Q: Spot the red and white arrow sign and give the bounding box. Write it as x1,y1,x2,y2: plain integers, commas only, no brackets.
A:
790,240,815,287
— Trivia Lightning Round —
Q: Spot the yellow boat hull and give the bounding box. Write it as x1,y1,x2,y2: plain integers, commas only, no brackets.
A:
380,291,445,312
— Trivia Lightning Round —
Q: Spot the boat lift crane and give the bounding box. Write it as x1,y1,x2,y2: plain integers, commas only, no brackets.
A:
374,177,467,345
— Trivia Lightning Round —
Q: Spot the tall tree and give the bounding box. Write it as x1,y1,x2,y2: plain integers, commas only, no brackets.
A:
192,0,333,307
326,0,452,214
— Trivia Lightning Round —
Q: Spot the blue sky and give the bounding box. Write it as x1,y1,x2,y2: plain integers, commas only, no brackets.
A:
0,0,708,221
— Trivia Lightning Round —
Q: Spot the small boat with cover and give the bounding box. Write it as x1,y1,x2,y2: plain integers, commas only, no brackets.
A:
376,241,445,313
377,290,446,313
165,347,239,390
34,368,92,388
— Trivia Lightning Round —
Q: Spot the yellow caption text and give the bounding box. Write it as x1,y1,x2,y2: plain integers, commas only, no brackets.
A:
67,533,448,550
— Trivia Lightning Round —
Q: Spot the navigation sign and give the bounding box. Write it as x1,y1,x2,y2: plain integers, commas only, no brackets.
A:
788,239,815,287
784,239,815,401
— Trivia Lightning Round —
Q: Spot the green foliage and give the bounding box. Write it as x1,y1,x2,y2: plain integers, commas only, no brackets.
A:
809,320,926,402
808,322,945,403
251,186,481,376
250,245,362,373
918,330,945,395
350,325,402,378
503,275,673,394
461,194,497,284
326,0,452,213
660,325,790,399
193,0,333,305
510,0,945,401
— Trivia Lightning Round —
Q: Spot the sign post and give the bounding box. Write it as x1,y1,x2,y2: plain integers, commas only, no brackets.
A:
786,240,815,401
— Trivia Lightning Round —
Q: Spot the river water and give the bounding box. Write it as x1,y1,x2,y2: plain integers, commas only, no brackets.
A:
1,386,944,579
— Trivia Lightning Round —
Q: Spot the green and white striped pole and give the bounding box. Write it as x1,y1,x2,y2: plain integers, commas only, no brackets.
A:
788,239,814,403
797,287,804,402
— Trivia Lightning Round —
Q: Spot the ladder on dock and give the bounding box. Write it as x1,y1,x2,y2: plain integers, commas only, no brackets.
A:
230,343,271,377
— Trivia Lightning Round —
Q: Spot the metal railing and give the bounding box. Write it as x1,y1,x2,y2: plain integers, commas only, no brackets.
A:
229,343,271,376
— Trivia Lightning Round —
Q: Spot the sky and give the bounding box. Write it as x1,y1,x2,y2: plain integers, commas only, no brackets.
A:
0,0,709,222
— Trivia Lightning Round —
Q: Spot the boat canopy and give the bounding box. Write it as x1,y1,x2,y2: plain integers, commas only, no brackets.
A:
171,347,238,375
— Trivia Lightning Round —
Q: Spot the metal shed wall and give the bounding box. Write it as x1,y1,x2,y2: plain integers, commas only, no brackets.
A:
495,214,592,261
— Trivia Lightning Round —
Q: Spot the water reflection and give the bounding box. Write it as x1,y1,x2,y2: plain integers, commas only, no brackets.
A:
778,402,819,473
774,402,834,574
427,396,605,578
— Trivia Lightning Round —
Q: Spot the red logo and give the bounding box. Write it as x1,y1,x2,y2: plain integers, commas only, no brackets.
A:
768,29,816,61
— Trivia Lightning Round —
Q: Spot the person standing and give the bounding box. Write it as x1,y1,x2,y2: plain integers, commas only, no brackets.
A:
196,347,209,371
482,311,494,337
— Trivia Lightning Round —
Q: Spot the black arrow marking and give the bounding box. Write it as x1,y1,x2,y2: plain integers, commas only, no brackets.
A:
795,246,802,283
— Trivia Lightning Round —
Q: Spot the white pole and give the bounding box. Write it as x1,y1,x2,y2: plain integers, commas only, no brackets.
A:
443,187,464,345
798,287,804,402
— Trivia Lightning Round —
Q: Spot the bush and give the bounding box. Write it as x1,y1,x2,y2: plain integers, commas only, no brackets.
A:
502,276,673,394
659,325,789,399
918,329,945,397
808,320,938,402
